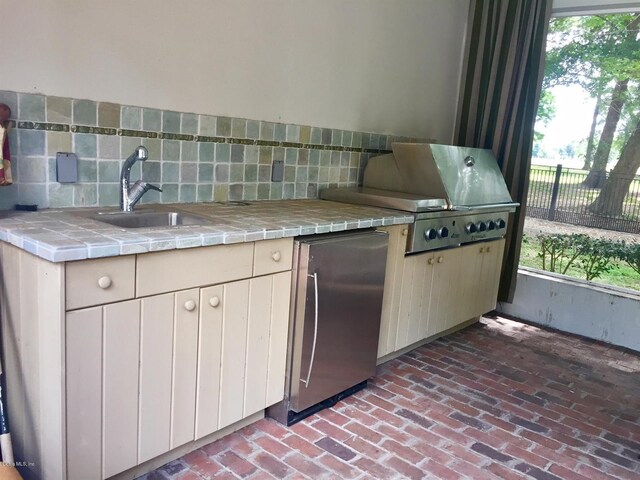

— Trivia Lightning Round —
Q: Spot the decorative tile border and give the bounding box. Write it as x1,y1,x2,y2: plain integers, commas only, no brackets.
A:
16,121,393,155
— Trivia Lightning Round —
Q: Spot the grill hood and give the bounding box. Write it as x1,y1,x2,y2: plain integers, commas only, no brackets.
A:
363,143,517,210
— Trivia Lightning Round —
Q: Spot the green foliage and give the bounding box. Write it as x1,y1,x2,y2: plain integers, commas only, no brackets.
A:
616,242,640,275
536,233,622,281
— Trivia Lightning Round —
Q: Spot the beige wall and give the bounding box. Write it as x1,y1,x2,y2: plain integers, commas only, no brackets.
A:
1,0,469,142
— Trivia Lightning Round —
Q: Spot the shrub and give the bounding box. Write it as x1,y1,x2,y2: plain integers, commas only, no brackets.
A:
616,242,640,275
537,233,586,274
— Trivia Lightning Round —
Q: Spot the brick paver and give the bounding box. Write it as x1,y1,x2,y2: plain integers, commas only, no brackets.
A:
139,316,640,479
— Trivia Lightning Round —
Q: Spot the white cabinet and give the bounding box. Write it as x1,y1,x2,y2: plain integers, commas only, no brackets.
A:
0,237,293,480
377,225,505,359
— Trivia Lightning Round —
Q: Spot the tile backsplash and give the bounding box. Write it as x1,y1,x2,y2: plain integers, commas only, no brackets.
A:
0,90,420,210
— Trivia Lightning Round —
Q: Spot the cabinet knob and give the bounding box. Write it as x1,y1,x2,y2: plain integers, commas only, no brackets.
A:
271,251,282,262
97,276,112,289
437,256,443,264
184,300,197,312
427,258,434,265
209,296,220,308
402,228,408,236
486,246,492,253
479,247,485,253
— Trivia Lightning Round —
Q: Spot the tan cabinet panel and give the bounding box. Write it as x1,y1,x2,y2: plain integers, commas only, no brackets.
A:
66,255,135,310
253,237,293,277
396,251,433,350
265,271,292,406
136,243,253,297
195,285,224,440
170,289,200,448
139,294,174,462
218,280,250,429
103,300,140,479
66,308,102,480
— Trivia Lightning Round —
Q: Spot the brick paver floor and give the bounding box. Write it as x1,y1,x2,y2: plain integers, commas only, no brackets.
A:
140,316,640,479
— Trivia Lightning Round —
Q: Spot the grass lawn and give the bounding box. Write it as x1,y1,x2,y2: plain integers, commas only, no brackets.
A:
519,235,640,292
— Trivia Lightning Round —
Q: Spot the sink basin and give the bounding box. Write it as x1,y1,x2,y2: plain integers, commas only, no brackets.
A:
90,211,209,228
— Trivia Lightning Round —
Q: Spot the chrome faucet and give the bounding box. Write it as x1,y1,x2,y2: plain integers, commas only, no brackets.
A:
119,146,162,212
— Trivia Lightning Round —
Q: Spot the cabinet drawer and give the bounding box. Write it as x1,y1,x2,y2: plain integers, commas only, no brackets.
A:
66,256,136,310
253,238,293,276
137,243,254,297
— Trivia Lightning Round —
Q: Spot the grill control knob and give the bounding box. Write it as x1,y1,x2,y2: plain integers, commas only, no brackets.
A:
465,222,477,234
488,220,496,230
438,227,449,238
477,222,487,232
496,219,506,229
424,228,438,240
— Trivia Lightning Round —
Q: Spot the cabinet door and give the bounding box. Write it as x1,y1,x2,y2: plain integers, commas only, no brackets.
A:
428,249,467,336
171,289,200,448
139,294,174,463
478,239,505,314
395,251,434,350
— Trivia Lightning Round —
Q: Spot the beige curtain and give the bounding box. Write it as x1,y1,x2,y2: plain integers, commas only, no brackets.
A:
455,0,552,302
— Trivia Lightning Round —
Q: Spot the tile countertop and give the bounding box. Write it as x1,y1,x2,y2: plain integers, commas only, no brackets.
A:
0,200,414,262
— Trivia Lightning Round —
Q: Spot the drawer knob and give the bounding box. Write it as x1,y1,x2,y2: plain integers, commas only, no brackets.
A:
271,251,282,262
97,276,112,289
209,296,220,308
437,256,443,264
479,247,485,253
402,228,408,236
486,246,492,253
427,258,434,265
184,300,197,312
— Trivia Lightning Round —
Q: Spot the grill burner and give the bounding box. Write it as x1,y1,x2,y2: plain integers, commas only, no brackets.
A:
321,143,518,253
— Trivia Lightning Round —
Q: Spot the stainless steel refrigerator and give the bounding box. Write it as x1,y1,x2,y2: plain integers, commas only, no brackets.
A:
268,230,388,425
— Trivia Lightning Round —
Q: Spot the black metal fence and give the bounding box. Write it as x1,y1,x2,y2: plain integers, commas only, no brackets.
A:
526,164,640,234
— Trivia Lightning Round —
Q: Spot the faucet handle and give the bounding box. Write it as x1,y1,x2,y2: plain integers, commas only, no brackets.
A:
144,182,162,193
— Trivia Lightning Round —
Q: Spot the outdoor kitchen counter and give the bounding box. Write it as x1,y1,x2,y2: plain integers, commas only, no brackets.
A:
0,199,413,262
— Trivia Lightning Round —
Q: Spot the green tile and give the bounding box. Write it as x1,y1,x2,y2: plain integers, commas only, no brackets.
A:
230,144,245,163
310,127,322,144
214,184,228,202
98,135,120,159
215,143,230,162
332,130,343,146
73,99,97,125
180,162,197,183
343,131,353,147
74,133,97,158
283,183,294,199
162,111,180,133
143,138,162,160
181,113,198,134
260,121,274,141
298,149,309,165
258,165,271,182
161,184,179,203
78,159,98,182
98,184,119,206
286,124,300,142
19,184,48,207
331,151,341,167
19,156,47,182
198,163,213,183
257,183,270,200
181,141,198,162
230,164,243,182
270,183,283,200
244,164,258,182
246,120,259,139
352,132,362,148
197,184,213,202
47,131,72,156
307,184,318,198
98,102,120,128
162,162,180,182
341,152,350,166
309,150,320,166
179,184,197,202
245,145,259,164
228,184,243,201
296,166,308,182
285,148,297,165
19,130,45,156
244,184,257,201
321,128,332,145
143,108,162,131
162,140,180,161
295,183,307,199
273,147,284,162
199,143,215,162
18,93,45,121
320,151,331,166
74,184,98,206
121,106,142,130
274,123,286,142
214,164,229,183
199,115,216,136
142,161,161,182
259,146,273,165
284,166,296,182
48,183,74,208
98,160,120,182
216,117,231,137
308,166,319,182
231,118,246,138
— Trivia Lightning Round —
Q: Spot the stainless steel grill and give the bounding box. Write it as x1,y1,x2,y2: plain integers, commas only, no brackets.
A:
321,143,519,253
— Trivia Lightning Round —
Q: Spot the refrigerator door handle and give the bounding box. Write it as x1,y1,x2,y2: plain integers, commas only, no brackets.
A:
301,272,319,388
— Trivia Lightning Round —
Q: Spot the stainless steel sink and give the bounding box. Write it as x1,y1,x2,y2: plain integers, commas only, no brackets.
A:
89,211,208,228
